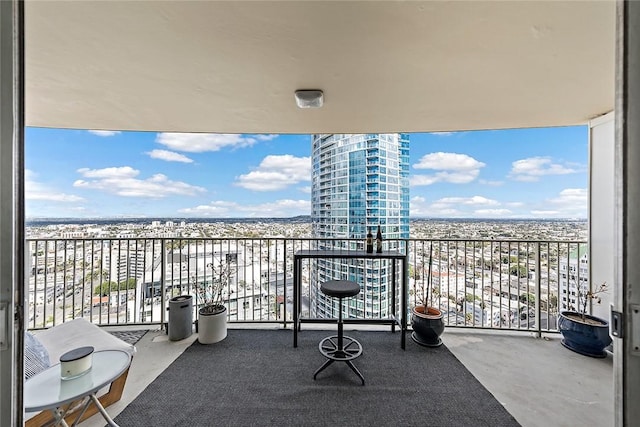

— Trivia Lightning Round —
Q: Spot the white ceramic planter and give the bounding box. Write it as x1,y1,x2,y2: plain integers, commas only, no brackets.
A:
198,306,227,344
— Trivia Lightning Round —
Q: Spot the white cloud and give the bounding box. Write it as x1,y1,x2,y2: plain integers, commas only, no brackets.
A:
473,209,512,217
411,170,481,186
529,188,587,218
509,157,578,182
436,196,499,206
88,130,121,137
73,166,206,198
429,132,454,136
426,207,462,217
549,188,588,205
235,155,311,191
410,175,440,187
156,133,276,153
25,169,84,202
437,170,481,184
255,134,278,141
411,194,501,217
531,210,561,216
506,202,525,207
179,199,310,217
410,196,504,218
414,152,485,171
76,166,139,179
178,201,235,216
409,196,431,217
546,188,587,216
27,191,84,203
146,149,194,163
411,152,485,186
479,179,504,186
299,186,312,194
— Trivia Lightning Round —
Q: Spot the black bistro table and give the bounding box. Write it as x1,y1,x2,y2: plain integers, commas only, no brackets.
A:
293,249,409,349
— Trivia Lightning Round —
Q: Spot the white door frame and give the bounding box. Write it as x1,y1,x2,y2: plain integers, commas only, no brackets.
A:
0,1,25,425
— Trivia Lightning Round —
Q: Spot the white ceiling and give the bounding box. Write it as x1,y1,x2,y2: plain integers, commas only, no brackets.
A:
25,1,616,134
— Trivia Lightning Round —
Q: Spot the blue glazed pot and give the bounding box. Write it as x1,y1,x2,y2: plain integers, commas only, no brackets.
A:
558,311,612,358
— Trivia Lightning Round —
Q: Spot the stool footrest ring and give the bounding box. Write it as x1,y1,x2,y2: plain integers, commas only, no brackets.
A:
318,335,363,361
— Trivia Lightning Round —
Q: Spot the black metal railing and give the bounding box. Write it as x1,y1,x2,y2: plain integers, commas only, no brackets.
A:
26,237,587,335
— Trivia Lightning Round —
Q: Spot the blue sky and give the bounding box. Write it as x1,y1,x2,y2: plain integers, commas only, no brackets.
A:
25,126,588,219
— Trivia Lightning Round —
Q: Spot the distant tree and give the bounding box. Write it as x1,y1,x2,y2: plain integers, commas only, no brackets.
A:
519,292,535,305
463,293,485,309
94,281,118,296
548,294,558,312
510,265,528,278
465,313,473,325
165,240,186,251
409,264,421,280
86,269,109,283
119,278,137,290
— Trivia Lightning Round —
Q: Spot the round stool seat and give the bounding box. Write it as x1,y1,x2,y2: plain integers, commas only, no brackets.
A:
321,280,360,298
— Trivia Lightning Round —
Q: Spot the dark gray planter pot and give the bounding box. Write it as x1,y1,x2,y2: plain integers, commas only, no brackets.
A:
411,305,445,347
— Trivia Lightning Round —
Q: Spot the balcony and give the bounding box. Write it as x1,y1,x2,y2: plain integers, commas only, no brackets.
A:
24,236,613,426
72,325,612,427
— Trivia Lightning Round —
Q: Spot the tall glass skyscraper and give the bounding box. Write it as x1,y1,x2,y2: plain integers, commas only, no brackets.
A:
310,133,410,319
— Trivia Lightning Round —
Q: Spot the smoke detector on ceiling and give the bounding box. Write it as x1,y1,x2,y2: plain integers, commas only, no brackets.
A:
295,90,324,108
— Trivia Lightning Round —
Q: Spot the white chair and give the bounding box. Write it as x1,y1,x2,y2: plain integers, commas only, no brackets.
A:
25,318,136,426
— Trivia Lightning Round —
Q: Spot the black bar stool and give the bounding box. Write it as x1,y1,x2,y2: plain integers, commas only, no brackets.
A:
313,280,364,385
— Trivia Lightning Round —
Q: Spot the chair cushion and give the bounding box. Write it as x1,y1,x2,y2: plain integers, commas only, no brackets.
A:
24,332,50,379
321,280,360,298
33,318,136,363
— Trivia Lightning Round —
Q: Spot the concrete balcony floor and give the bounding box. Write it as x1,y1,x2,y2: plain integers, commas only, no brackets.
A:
80,326,613,427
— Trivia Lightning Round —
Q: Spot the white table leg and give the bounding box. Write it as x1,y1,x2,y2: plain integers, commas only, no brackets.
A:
51,407,70,427
88,393,119,427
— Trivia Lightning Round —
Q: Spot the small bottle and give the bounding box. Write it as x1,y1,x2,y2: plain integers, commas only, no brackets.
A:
376,225,383,253
366,228,373,253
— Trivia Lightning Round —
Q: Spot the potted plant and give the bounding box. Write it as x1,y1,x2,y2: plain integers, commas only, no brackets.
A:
411,242,445,347
558,281,612,358
194,257,233,344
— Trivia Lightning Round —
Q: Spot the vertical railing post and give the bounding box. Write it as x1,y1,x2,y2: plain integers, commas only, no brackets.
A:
283,239,288,329
160,238,166,331
535,242,542,338
404,238,410,328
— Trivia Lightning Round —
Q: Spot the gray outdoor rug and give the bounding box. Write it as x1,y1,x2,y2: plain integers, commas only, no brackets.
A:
114,329,520,426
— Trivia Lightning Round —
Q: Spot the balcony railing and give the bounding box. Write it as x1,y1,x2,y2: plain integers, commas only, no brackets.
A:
26,237,588,335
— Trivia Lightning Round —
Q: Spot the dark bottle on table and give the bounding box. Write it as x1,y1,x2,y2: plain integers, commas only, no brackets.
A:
366,228,374,253
376,225,383,253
